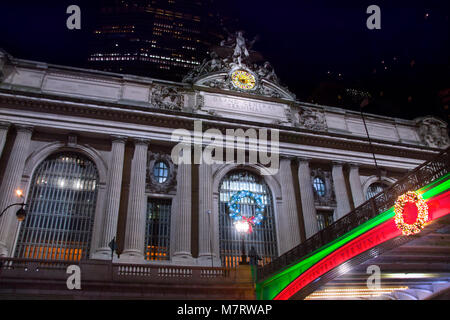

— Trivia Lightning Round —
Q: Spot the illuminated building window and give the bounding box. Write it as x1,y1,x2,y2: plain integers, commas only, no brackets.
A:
313,177,326,197
219,170,278,267
317,210,334,231
145,198,172,261
153,161,169,183
14,152,98,261
366,182,389,200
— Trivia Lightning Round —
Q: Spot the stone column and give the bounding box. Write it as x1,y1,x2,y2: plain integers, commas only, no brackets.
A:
172,160,193,264
0,126,33,257
94,136,126,259
121,139,148,261
278,158,300,253
332,162,351,219
0,122,10,159
349,163,365,208
198,162,220,265
297,158,318,239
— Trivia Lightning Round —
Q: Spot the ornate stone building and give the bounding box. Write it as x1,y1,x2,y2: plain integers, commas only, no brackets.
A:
0,34,449,279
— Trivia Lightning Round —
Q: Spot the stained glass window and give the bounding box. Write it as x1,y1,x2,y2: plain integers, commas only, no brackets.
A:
231,70,256,90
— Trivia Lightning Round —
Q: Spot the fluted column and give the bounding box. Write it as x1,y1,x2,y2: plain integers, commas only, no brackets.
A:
349,163,365,208
172,160,193,263
121,139,148,261
297,158,319,239
197,162,219,265
94,136,126,259
278,157,300,253
0,122,10,159
0,126,33,256
332,162,351,219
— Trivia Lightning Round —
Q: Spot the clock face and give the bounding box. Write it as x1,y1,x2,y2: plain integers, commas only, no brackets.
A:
231,70,256,90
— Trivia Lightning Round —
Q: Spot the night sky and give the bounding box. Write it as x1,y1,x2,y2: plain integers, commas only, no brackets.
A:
0,0,449,122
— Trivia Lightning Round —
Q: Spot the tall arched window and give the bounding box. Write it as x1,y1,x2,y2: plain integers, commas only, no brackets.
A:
219,170,277,268
366,182,389,200
15,152,99,261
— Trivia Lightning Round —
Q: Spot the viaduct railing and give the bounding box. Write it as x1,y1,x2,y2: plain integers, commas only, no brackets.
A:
0,258,232,283
257,147,450,281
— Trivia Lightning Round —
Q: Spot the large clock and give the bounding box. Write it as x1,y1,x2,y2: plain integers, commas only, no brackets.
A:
231,70,256,90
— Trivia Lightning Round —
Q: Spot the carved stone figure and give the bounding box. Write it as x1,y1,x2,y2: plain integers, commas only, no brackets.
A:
294,106,327,131
257,62,279,83
416,117,450,148
0,50,11,81
182,31,296,100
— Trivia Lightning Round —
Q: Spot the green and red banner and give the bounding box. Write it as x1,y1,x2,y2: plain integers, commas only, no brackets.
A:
256,174,450,300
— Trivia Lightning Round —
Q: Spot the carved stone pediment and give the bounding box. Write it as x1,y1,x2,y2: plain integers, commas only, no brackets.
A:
292,105,327,131
182,32,296,101
150,85,185,110
415,117,450,148
146,152,177,194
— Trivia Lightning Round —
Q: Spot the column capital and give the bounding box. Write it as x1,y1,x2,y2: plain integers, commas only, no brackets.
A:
348,162,361,169
111,135,128,143
0,122,10,130
279,154,296,161
132,137,150,146
297,157,312,164
332,160,345,167
15,125,33,134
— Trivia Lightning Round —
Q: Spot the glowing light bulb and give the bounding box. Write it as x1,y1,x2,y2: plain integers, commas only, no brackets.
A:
235,220,250,234
16,189,23,197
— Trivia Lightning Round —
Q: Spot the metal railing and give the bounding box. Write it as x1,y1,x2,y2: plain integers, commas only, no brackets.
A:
257,147,450,281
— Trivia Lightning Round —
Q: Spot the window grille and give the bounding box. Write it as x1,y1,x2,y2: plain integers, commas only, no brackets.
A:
145,198,171,261
366,182,389,200
14,152,98,261
317,210,334,231
313,177,326,196
153,161,169,183
219,170,277,268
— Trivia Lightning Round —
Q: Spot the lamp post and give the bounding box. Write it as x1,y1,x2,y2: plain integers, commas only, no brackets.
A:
235,219,251,265
0,189,28,221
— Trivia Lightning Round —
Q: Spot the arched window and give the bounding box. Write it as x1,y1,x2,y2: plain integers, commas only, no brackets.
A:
313,177,326,196
15,152,99,261
153,161,169,183
366,182,389,200
219,170,277,268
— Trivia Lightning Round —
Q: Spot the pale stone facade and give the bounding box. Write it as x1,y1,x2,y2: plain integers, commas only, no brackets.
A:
0,45,448,267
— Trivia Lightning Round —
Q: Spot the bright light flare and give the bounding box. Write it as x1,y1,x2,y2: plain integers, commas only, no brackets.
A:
16,189,23,197
235,220,251,234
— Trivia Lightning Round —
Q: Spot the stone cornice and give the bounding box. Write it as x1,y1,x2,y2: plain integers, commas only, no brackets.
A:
0,90,440,161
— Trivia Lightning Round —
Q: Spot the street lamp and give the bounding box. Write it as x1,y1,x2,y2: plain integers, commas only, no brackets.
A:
0,189,28,221
234,218,252,265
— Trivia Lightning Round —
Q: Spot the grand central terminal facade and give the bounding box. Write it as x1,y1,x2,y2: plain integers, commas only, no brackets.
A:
0,35,449,283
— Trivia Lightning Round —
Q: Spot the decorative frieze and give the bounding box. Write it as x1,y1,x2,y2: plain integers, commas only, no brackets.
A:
416,117,450,149
293,105,327,131
150,85,185,110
